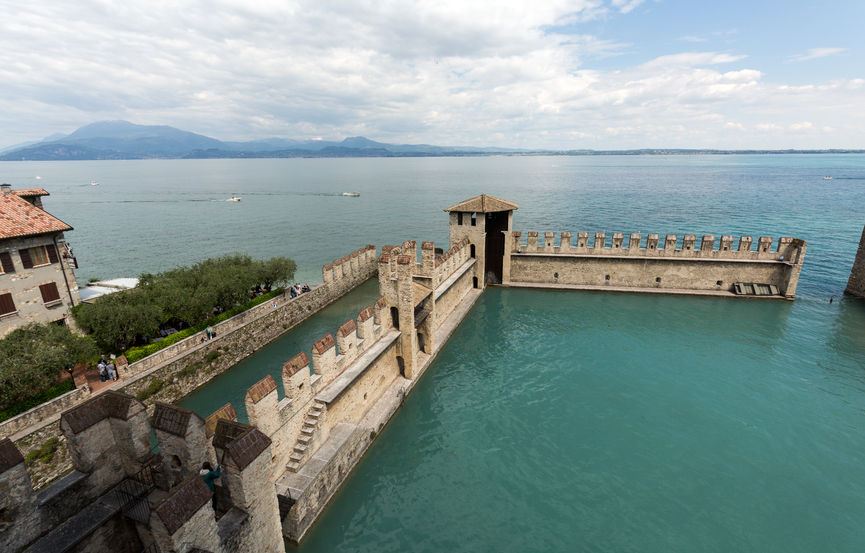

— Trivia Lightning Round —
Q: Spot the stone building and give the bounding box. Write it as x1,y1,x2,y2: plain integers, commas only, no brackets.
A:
0,184,80,336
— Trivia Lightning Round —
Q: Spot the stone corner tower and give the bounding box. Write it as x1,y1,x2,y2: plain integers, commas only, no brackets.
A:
444,194,518,288
846,225,865,297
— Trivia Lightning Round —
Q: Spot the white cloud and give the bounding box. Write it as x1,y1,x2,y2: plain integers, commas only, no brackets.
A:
0,1,862,149
611,0,645,14
789,47,847,62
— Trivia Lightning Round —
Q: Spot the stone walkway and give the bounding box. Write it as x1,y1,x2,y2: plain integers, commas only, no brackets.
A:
502,281,786,299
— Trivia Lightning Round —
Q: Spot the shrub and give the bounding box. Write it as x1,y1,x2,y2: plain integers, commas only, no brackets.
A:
177,361,203,379
25,437,60,465
136,379,164,401
204,350,221,363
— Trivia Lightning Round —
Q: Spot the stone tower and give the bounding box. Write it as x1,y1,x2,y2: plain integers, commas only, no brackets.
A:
444,194,518,287
846,225,865,297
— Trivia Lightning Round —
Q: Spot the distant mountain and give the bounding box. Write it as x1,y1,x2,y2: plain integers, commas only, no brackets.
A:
0,132,68,154
4,121,859,161
0,121,525,161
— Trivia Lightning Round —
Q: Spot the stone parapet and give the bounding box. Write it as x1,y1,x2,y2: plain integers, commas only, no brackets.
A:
509,230,805,262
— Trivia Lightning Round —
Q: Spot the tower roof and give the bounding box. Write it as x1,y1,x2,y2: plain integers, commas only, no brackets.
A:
444,194,518,213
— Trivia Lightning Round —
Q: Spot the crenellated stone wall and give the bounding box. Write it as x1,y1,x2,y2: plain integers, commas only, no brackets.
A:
506,231,806,298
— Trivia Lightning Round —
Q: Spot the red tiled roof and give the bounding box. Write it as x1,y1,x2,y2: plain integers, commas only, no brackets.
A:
0,189,71,239
12,188,49,197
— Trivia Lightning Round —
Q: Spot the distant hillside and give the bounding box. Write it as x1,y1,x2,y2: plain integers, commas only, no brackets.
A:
2,121,862,161
0,143,133,161
0,121,524,161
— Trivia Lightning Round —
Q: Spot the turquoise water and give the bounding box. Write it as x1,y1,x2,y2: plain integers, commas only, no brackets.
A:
178,280,381,422
4,155,865,551
295,288,865,552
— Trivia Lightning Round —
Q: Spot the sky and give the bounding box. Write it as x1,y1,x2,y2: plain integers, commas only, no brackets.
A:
0,0,863,150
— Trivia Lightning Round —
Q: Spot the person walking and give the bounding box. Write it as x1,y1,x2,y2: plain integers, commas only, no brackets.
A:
200,462,221,510
200,462,221,490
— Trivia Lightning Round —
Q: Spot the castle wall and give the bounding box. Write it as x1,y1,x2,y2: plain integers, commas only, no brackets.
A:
845,225,865,297
320,340,401,431
283,424,370,541
219,438,283,553
506,232,806,298
68,514,142,553
0,447,41,552
0,386,88,441
433,260,475,330
5,246,377,488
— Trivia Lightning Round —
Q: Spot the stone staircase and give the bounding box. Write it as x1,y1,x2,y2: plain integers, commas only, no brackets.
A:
287,400,326,473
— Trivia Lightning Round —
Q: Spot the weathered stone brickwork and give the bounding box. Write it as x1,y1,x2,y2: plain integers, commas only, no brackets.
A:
845,225,865,297
506,231,806,298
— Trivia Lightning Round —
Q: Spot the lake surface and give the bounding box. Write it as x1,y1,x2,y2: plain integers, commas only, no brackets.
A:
4,155,865,551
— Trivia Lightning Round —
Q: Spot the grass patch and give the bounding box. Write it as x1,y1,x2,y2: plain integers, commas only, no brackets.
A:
177,361,203,379
204,350,221,363
25,437,60,465
136,379,164,401
0,380,75,423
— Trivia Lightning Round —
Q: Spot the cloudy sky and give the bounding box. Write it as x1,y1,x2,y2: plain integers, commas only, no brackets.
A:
1,0,863,149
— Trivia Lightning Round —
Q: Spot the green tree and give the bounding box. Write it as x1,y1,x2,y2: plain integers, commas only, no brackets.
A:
72,254,296,349
0,323,98,410
72,289,163,349
258,256,297,290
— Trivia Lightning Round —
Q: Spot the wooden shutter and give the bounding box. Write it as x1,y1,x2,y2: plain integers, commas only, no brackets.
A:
46,244,59,264
0,292,15,315
0,252,14,273
18,249,33,269
39,282,61,303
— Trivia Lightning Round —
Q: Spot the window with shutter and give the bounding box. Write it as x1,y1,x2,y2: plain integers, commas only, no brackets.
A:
0,252,13,274
18,249,33,269
31,246,49,266
0,293,16,316
46,244,59,264
39,282,61,304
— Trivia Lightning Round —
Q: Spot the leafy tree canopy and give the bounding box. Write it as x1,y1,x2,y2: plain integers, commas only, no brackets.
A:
0,323,97,410
73,254,296,350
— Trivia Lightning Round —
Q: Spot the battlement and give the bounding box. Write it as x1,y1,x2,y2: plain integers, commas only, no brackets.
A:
433,238,472,287
507,230,806,298
511,230,806,263
1,392,283,553
322,244,377,284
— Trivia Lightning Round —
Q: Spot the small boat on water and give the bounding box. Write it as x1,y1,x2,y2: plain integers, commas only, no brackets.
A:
227,195,241,202
823,176,832,180
90,180,99,186
342,192,360,197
